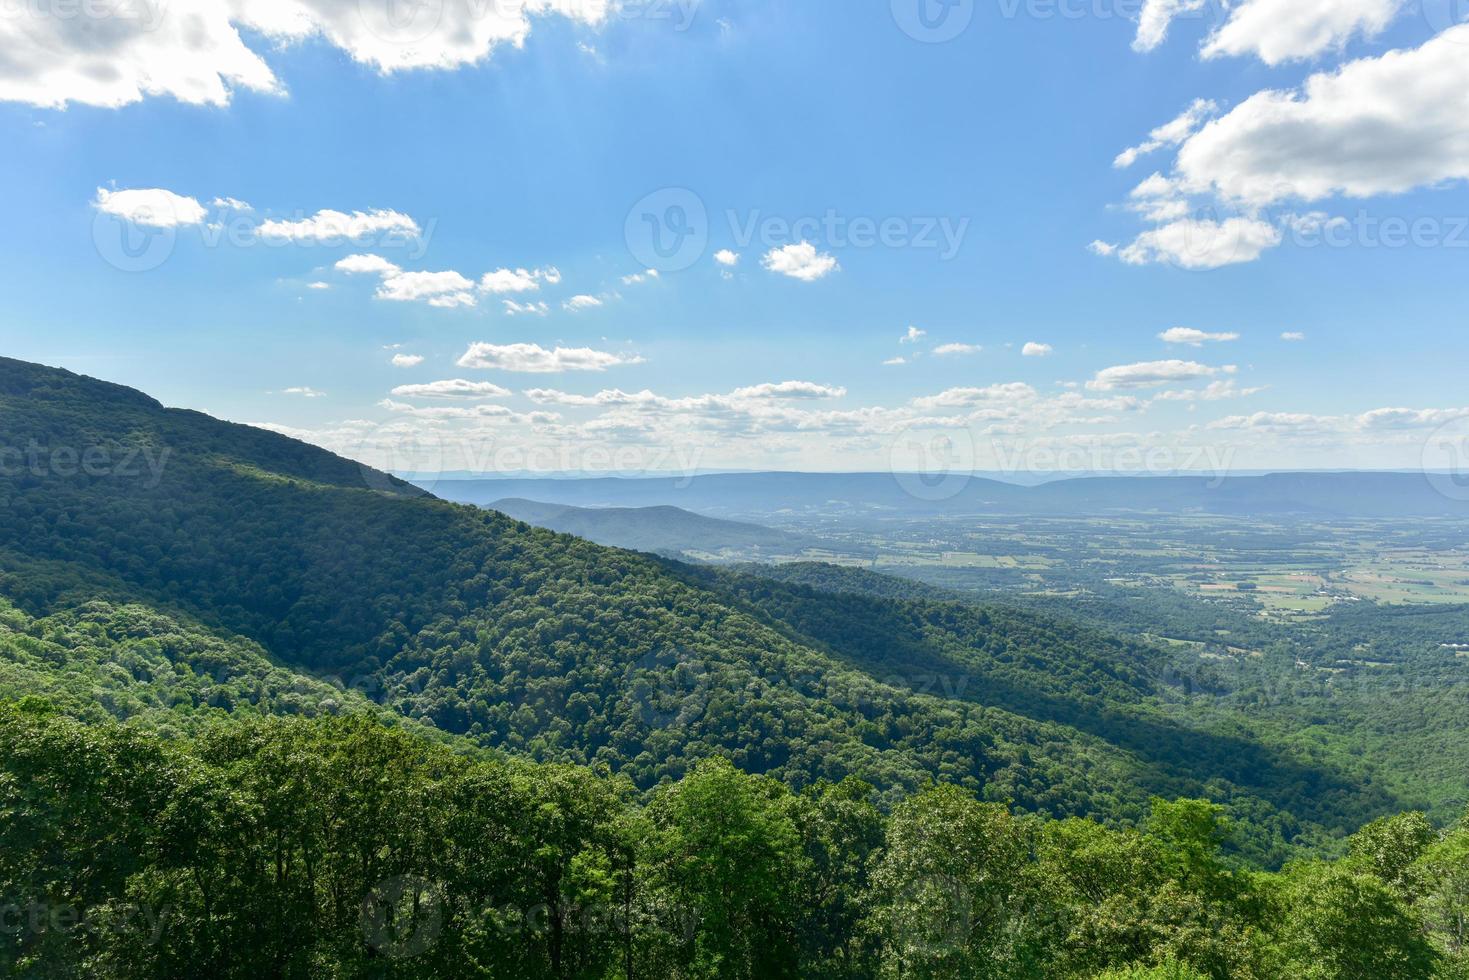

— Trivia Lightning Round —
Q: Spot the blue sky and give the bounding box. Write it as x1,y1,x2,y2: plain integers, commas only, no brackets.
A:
2,0,1468,475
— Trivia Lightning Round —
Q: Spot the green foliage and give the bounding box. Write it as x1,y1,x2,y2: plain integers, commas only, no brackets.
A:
1267,860,1439,979
0,355,1397,853
2,709,1462,979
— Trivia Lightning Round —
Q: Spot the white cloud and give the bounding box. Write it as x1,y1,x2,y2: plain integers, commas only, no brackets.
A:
1088,359,1220,390
236,0,611,74
504,300,550,316
1117,217,1282,270
1176,26,1469,207
306,281,330,290
94,187,207,228
933,343,982,357
480,267,557,294
391,354,425,368
1108,27,1469,270
912,383,1038,410
714,249,740,267
390,379,511,400
729,381,847,400
1022,342,1053,357
376,270,478,308
335,253,475,308
282,386,325,398
457,343,644,373
211,196,252,211
563,294,604,311
1159,327,1240,345
621,269,660,285
901,326,927,344
1154,379,1265,401
1201,0,1405,65
257,209,420,243
1281,331,1307,341
0,2,279,108
884,357,908,366
762,242,840,282
1115,99,1217,168
1133,0,1206,52
1088,240,1118,257
335,253,401,276
0,0,610,109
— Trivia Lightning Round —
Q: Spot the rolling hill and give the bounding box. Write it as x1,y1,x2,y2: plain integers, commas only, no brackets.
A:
0,356,1403,858
432,470,1469,519
489,498,815,556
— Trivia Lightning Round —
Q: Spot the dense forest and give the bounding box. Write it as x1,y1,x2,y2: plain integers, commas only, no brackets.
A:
2,705,1466,979
2,356,1468,976
0,357,1409,855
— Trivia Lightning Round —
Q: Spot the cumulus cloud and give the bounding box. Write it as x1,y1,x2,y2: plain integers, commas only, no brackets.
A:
1174,27,1469,207
503,300,550,316
281,386,325,398
1117,217,1282,270
335,253,476,307
1133,0,1207,53
2,0,610,109
621,269,660,285
1088,360,1220,390
389,379,511,400
94,187,207,228
376,270,478,308
480,267,558,294
390,354,425,368
457,343,644,373
762,242,840,281
335,253,402,276
1282,331,1307,341
1201,0,1405,65
1115,99,1218,169
714,249,740,267
563,294,604,311
1022,342,1053,357
1134,0,1403,63
1108,27,1469,270
1159,327,1240,345
256,209,421,243
0,1,279,108
912,383,1038,411
729,381,847,400
901,326,927,344
933,343,982,357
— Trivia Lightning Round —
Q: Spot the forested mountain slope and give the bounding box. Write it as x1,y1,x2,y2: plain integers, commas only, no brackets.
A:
0,357,1401,856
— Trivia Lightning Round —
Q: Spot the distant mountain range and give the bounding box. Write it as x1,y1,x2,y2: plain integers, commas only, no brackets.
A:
489,498,815,556
0,354,1398,857
432,470,1469,520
